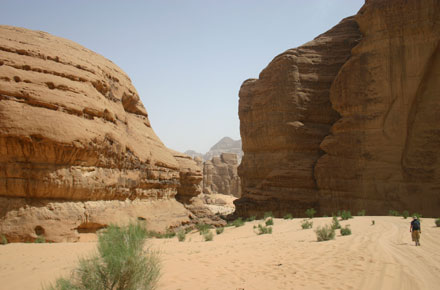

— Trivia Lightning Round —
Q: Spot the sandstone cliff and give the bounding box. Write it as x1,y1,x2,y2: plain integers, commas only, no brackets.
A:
235,16,361,217
236,0,440,218
315,0,440,216
203,153,241,197
0,26,200,242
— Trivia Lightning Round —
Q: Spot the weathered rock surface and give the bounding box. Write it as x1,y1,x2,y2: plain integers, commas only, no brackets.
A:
0,26,199,241
235,17,361,217
315,0,440,216
172,150,203,203
236,0,440,218
203,153,241,197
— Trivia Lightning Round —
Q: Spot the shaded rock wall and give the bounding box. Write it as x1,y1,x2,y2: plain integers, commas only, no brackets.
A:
0,26,201,241
236,0,440,218
315,0,440,216
235,17,361,217
203,153,241,197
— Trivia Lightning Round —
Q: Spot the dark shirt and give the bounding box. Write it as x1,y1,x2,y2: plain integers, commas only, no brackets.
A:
411,219,421,231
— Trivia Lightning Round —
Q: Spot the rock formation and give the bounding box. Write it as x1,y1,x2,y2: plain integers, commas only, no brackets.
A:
0,25,202,242
236,0,440,218
315,0,440,216
185,137,243,161
203,153,241,197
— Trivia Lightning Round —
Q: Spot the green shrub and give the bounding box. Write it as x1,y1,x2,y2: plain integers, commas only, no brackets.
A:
331,216,341,230
256,224,272,235
231,218,245,228
357,209,366,216
305,208,316,219
196,223,212,235
402,210,409,219
177,230,186,242
435,218,440,227
203,231,214,242
246,216,256,222
372,220,375,225
263,212,273,219
340,225,352,236
216,227,224,235
301,219,313,229
337,210,341,217
315,225,335,242
340,210,352,220
1,235,7,245
45,223,160,290
283,213,293,220
265,218,274,226
35,235,45,243
389,210,400,216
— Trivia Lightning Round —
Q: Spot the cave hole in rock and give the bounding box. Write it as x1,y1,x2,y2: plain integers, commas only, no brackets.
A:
34,225,45,236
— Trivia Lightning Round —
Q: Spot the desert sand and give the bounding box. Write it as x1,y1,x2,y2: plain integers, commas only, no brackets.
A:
1,216,439,290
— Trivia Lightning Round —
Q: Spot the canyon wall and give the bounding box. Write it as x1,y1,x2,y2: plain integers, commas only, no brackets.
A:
0,26,201,242
235,16,361,217
203,153,241,198
236,0,440,217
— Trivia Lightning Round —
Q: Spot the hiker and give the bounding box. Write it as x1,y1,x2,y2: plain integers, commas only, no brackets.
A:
410,216,421,246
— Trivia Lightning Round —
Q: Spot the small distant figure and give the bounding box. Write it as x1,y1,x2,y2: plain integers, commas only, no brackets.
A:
410,216,421,246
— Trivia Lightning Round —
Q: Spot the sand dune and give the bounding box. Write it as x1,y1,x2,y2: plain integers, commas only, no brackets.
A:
1,216,439,290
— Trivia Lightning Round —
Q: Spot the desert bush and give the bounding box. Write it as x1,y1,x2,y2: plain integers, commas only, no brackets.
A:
331,216,341,229
203,231,214,242
388,210,400,216
315,225,335,242
216,227,224,235
435,218,440,227
231,218,245,228
246,216,256,222
196,223,212,235
45,223,160,290
340,210,352,220
357,209,366,216
283,213,293,220
35,235,45,243
263,212,273,219
256,224,272,235
305,208,316,219
1,235,7,245
265,218,274,226
340,225,352,236
371,220,375,225
177,230,186,242
402,210,409,219
301,219,313,229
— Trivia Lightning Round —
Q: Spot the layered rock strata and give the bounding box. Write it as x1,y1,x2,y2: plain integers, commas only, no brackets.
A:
0,26,200,241
203,153,241,198
235,17,361,217
236,0,440,218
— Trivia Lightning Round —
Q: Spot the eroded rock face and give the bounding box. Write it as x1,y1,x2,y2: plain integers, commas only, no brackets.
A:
203,153,241,197
0,26,197,241
172,150,203,203
315,0,440,216
236,0,440,218
235,17,361,217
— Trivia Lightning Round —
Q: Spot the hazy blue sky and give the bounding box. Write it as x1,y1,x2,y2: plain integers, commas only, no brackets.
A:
1,0,364,153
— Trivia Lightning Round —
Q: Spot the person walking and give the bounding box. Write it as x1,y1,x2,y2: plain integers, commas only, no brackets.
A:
410,216,421,246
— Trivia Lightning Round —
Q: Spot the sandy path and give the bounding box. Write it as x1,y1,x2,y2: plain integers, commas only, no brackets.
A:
1,217,439,290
